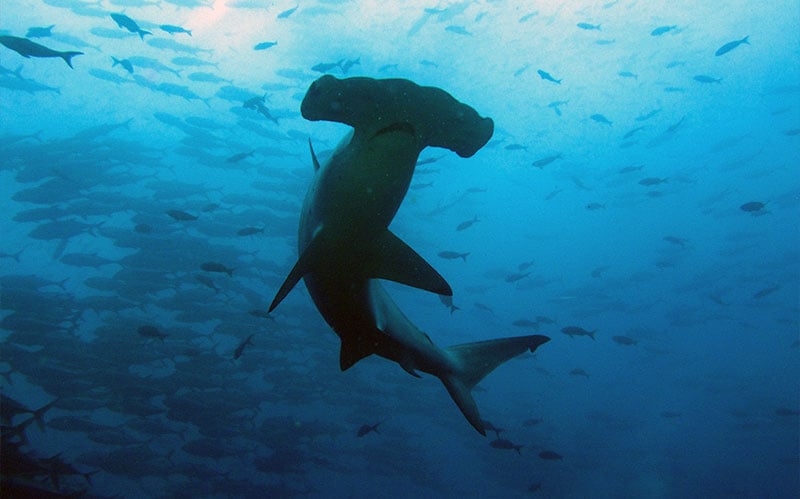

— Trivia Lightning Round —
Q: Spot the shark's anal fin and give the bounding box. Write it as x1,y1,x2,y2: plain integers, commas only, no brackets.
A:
442,335,551,435
268,230,323,312
368,230,452,296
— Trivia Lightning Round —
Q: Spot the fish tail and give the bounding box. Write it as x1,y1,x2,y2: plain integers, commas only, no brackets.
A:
139,29,152,40
590,330,596,340
62,51,83,69
32,399,58,432
442,335,550,434
742,35,749,44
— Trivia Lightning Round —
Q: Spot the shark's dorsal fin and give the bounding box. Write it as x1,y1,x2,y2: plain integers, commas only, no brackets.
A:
366,230,452,296
308,138,321,171
268,229,324,312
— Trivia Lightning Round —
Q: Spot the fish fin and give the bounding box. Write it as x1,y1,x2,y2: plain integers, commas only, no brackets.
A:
366,229,452,296
268,230,323,312
442,335,550,434
339,334,375,371
308,138,321,171
62,51,82,69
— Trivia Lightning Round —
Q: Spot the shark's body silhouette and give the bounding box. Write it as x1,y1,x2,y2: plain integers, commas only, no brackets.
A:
270,76,549,435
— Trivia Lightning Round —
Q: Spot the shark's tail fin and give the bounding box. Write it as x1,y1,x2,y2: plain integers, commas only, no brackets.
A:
441,335,549,435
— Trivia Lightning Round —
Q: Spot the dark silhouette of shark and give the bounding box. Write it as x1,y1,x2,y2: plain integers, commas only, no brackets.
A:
269,75,549,435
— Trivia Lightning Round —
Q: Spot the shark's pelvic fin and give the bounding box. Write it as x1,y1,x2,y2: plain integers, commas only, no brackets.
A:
366,230,452,296
442,335,551,435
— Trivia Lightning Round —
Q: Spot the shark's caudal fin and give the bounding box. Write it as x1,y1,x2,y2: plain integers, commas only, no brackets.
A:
301,75,494,158
441,335,550,435
268,227,451,312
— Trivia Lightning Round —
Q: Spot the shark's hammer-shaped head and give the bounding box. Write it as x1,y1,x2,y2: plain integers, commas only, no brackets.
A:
301,75,494,158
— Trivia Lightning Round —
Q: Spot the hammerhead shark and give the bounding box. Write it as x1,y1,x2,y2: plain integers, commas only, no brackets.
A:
269,75,549,435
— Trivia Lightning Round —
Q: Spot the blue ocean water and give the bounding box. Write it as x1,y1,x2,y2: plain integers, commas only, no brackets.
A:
1,0,799,497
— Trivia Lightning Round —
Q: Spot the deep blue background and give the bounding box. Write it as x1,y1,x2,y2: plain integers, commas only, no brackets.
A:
1,1,798,497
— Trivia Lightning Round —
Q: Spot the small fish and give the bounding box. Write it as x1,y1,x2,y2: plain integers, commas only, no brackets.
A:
590,114,612,125
201,262,234,277
663,236,688,247
715,36,749,56
160,25,192,36
636,109,661,121
513,319,539,328
753,285,780,299
357,420,384,437
226,151,255,163
445,25,472,36
538,450,563,460
585,202,605,210
0,35,83,68
650,25,677,36
438,251,469,261
618,165,644,173
612,335,637,346
537,69,561,84
112,56,133,74
26,25,55,38
623,126,645,139
570,368,589,377
134,223,151,234
110,13,151,40
532,154,562,169
340,57,360,74
504,143,528,151
562,326,596,340
693,75,722,84
237,227,264,236
410,182,434,190
638,177,668,186
233,334,255,360
618,71,637,79
577,22,601,30
166,209,197,221
505,272,530,283
740,201,766,213
522,418,542,427
456,216,479,231
480,419,505,438
438,294,459,314
277,5,299,19
254,41,277,51
194,274,218,293
312,60,343,73
490,438,523,453
138,325,167,341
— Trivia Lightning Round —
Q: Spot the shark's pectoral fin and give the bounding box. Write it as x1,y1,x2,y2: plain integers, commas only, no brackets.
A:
367,230,452,296
268,230,324,312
